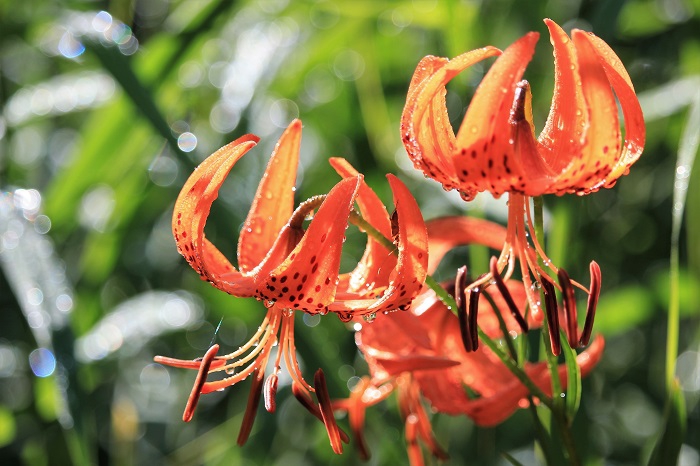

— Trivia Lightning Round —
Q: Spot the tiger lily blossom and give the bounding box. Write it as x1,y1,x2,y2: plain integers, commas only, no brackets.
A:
154,120,428,452
334,216,605,464
400,19,644,346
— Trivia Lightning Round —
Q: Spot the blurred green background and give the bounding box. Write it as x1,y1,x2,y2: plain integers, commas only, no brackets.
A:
1,0,700,464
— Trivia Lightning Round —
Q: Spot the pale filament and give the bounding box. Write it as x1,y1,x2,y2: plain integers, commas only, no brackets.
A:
199,309,282,392
280,312,315,393
218,313,272,360
213,311,280,374
194,303,317,398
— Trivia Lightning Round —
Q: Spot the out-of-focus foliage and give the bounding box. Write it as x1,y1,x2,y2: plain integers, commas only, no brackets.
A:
1,0,699,464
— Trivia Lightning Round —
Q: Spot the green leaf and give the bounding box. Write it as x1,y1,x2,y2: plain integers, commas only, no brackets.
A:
647,380,687,466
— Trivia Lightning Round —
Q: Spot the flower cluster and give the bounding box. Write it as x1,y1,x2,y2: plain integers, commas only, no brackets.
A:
155,18,643,466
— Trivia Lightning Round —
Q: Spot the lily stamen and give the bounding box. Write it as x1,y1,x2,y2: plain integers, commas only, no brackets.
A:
580,261,602,347
468,288,480,351
314,369,344,455
236,368,264,446
558,268,579,348
541,276,562,356
182,344,220,422
539,261,602,355
292,381,352,445
263,373,278,413
455,266,474,352
489,256,529,332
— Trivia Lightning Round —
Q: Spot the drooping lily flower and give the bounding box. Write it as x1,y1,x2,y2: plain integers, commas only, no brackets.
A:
400,18,644,345
334,216,604,464
155,120,428,452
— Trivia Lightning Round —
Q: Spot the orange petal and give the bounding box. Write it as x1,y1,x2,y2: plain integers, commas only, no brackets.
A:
329,157,395,294
373,355,460,377
537,19,588,178
402,55,456,188
546,26,621,193
453,33,539,199
238,120,301,273
359,304,434,351
573,30,645,186
172,134,259,296
401,48,502,198
330,175,428,315
257,176,362,312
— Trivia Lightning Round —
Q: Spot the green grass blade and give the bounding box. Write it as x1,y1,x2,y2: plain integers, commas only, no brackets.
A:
647,380,687,466
666,91,700,388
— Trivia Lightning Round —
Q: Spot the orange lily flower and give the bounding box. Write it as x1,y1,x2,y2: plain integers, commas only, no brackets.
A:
155,120,428,453
334,216,604,464
400,18,644,343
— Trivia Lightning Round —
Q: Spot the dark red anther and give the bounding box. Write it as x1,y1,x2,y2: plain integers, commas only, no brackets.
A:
292,382,350,444
237,368,264,446
292,381,321,418
579,261,601,347
541,276,561,357
468,287,480,351
182,344,219,422
455,266,473,352
263,373,279,413
557,268,578,349
314,369,343,454
490,257,528,332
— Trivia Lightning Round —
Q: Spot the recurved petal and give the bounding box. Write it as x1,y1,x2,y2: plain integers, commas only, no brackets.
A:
330,175,428,315
172,134,260,296
453,33,539,199
329,158,395,294
537,19,588,177
401,55,455,188
257,176,362,313
547,25,621,194
238,120,301,273
573,30,645,186
401,48,502,198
